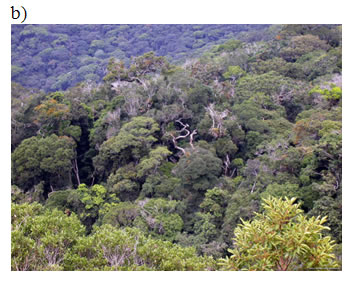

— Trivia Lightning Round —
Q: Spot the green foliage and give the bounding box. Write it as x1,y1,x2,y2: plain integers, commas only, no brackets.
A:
309,195,342,243
193,213,219,245
64,224,217,271
100,197,184,242
106,163,140,202
135,198,184,241
235,71,306,114
250,57,289,75
140,173,181,198
213,39,243,52
173,147,222,192
309,84,342,106
104,51,170,84
200,188,229,220
136,146,172,178
99,202,139,228
74,183,119,227
62,235,108,270
219,197,339,270
222,65,246,82
78,184,107,210
279,34,330,62
45,183,120,231
261,182,301,201
12,134,76,190
12,202,215,271
33,93,71,136
94,117,159,179
11,24,342,270
221,188,260,245
62,125,82,142
214,137,238,159
11,202,85,270
45,190,75,211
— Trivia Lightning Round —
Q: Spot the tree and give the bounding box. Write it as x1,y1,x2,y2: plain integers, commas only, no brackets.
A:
279,34,330,62
89,95,124,148
99,201,139,228
234,72,308,122
219,197,339,271
136,146,172,178
261,182,300,202
106,163,140,202
222,65,245,83
166,119,197,155
309,84,342,107
11,202,85,270
184,187,230,258
93,116,159,179
11,83,44,150
204,104,230,138
11,25,342,270
200,187,229,226
77,184,119,224
63,224,217,271
104,51,170,89
33,92,71,136
221,187,260,246
133,198,184,241
173,147,222,193
12,134,76,191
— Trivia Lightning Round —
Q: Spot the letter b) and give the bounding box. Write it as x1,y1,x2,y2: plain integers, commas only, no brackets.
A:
11,6,20,19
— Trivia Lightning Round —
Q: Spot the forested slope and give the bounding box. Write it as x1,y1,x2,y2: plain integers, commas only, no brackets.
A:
11,24,270,92
11,24,342,270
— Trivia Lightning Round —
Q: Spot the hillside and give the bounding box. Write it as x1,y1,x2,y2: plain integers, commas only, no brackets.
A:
11,24,271,92
11,24,342,270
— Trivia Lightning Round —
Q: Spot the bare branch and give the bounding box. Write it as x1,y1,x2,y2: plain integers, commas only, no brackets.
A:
205,103,229,138
175,119,190,138
72,158,80,185
250,178,257,194
189,129,197,149
170,133,186,155
223,154,231,176
168,119,198,155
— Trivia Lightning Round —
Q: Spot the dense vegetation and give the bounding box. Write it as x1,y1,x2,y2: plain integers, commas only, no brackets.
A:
11,24,342,271
11,24,270,92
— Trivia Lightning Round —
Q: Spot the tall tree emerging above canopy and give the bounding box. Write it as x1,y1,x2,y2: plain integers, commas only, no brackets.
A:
219,197,339,271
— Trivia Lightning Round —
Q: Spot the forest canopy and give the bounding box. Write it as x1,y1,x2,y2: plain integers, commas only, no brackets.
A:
11,24,271,92
11,24,342,271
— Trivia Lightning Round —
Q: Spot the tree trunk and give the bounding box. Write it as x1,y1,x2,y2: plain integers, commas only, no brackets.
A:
72,158,80,186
